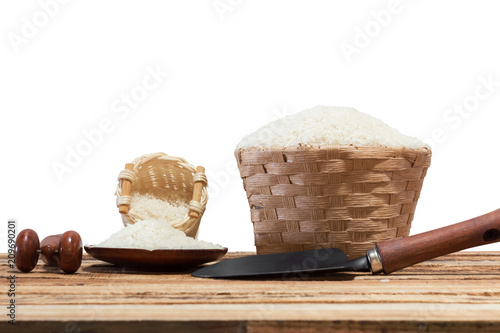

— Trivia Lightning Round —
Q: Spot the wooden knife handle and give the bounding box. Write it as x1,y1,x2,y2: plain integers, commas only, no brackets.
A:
376,208,500,274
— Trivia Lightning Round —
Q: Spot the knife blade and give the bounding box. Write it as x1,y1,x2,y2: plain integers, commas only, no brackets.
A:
192,208,500,278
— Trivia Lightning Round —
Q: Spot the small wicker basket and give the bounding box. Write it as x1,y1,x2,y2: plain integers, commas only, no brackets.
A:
235,145,432,259
115,152,208,239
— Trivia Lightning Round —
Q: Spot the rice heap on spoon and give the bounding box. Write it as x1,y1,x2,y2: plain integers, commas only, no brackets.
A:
98,195,222,250
98,217,223,250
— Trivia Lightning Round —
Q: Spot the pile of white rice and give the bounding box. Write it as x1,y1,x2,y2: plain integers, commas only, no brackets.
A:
236,106,427,149
98,218,223,250
98,193,221,250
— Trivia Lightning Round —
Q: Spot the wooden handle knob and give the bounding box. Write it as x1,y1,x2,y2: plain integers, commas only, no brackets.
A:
189,166,205,219
118,163,135,214
377,208,500,274
58,231,83,274
15,229,40,273
40,234,63,266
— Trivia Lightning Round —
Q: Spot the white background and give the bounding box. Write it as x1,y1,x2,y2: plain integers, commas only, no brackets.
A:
1,0,499,253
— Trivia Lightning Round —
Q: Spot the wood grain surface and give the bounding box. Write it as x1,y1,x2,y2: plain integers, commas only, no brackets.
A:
1,251,500,332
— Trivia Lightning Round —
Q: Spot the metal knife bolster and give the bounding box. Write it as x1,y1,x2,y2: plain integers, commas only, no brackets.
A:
366,248,384,274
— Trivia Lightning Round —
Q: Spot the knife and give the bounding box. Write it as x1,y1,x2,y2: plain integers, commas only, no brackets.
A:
192,208,500,278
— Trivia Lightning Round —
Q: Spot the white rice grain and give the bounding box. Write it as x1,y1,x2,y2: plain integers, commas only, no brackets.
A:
236,106,428,149
97,218,223,250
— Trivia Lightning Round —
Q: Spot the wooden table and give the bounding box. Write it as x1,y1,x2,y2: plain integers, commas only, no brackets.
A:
1,251,500,332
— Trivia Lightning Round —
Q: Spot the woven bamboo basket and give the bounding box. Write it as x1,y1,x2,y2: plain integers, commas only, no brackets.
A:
235,145,432,258
115,152,208,239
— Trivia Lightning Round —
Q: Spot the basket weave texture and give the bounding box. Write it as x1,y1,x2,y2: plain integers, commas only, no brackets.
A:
115,153,208,239
235,146,432,258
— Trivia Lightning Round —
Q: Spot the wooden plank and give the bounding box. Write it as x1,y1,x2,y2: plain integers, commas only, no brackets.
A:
1,251,500,332
11,303,500,321
3,320,500,333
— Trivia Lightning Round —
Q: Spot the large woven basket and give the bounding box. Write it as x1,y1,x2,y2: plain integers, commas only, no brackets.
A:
235,145,432,258
115,152,208,238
